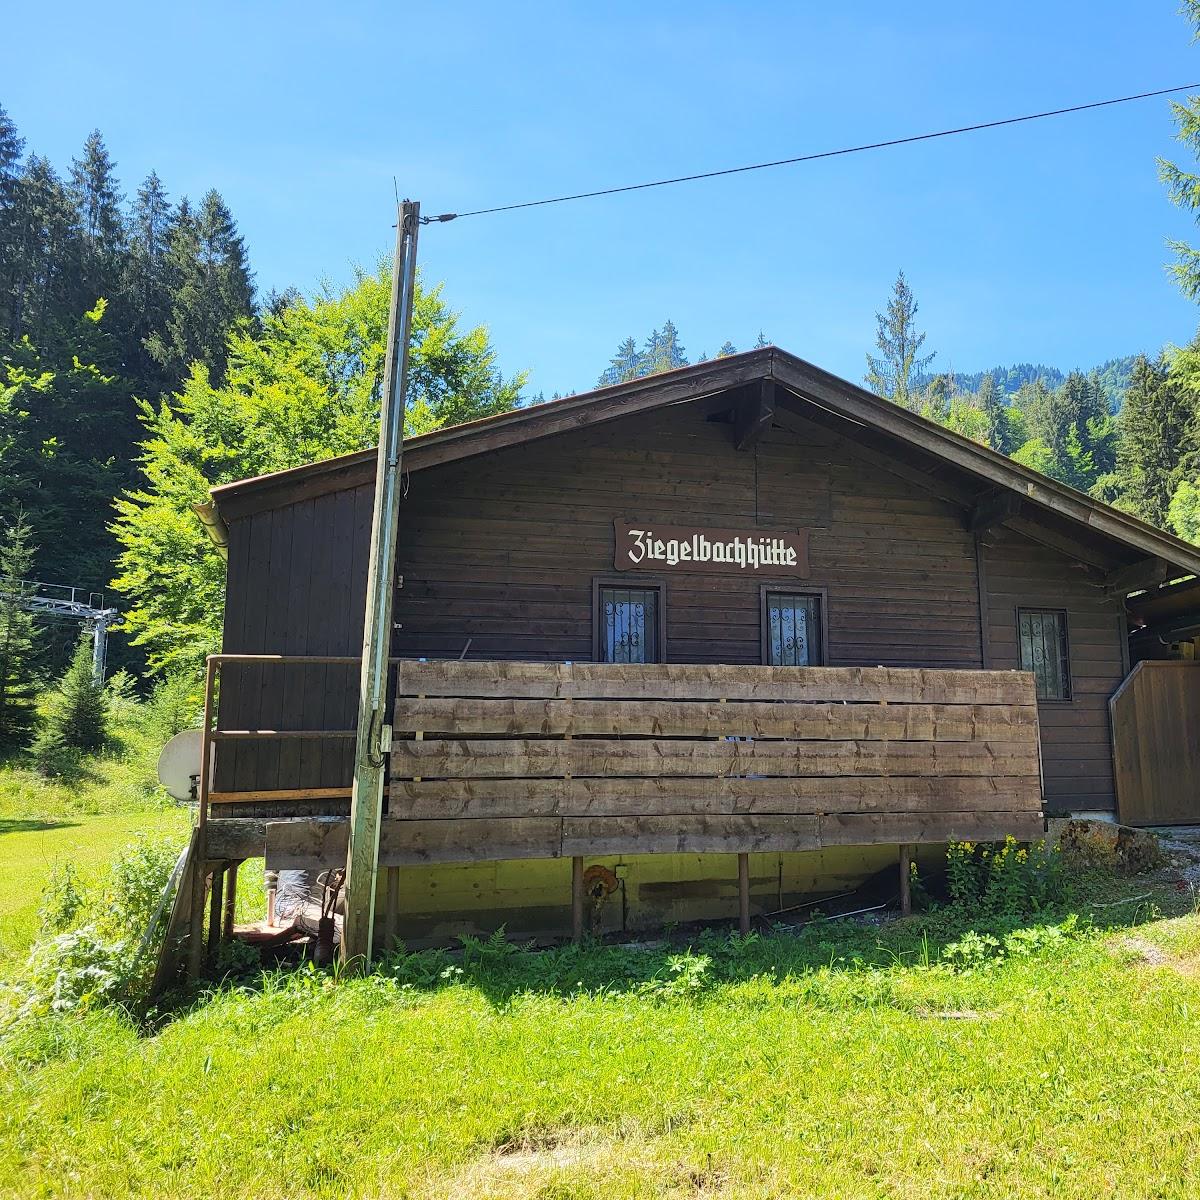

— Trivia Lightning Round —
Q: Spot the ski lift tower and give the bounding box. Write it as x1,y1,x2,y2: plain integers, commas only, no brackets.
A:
2,580,118,683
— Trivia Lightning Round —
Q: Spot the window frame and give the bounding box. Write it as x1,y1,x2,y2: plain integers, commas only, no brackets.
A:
759,585,828,667
1015,606,1072,702
591,576,667,664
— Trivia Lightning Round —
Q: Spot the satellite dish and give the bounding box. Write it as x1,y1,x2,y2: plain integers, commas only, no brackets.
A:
157,728,212,802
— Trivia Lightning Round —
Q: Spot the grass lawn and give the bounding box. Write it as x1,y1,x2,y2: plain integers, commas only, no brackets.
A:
2,881,1198,1199
0,809,189,968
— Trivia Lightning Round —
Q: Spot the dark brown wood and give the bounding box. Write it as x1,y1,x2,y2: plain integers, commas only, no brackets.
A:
384,866,400,951
222,862,238,940
967,488,1022,533
1105,556,1171,598
738,852,750,934
983,526,1125,814
1111,661,1200,825
733,379,776,451
206,864,224,964
571,856,584,942
899,844,912,916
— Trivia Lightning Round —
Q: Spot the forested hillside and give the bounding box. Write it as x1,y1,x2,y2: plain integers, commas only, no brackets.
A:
0,104,256,640
0,107,524,682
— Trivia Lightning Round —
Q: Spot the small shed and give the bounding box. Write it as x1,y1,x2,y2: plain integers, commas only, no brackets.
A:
195,347,1200,940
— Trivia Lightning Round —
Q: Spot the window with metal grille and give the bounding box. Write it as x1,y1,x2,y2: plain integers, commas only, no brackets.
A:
1017,608,1071,700
763,592,822,666
597,586,661,663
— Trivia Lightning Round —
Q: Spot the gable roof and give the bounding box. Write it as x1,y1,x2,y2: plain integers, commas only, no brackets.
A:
208,345,1200,585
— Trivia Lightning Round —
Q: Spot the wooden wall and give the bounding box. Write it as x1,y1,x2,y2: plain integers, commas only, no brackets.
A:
981,526,1126,815
1111,661,1200,825
214,388,1126,818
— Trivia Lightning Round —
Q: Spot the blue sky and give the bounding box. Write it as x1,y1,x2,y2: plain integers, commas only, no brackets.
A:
6,2,1200,397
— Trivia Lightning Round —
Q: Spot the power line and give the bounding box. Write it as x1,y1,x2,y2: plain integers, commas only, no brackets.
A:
421,82,1200,224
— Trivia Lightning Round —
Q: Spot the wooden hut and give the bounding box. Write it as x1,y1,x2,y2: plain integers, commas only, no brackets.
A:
195,346,1200,942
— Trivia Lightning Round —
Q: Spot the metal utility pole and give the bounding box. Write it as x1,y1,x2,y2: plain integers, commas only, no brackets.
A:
342,199,420,967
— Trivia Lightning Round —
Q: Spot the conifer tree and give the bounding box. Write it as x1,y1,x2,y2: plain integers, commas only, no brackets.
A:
0,104,26,340
33,631,108,766
1111,355,1197,526
865,270,935,409
716,340,737,357
69,131,126,309
598,336,640,386
122,172,174,385
975,374,1012,452
148,190,256,384
754,331,769,349
0,515,39,751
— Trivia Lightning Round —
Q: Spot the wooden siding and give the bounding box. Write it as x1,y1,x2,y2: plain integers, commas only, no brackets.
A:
212,388,1126,817
1111,661,1200,825
982,526,1126,815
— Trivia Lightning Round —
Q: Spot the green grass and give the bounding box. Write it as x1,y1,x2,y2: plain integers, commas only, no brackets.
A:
2,890,1199,1199
0,810,190,969
3,698,1198,1198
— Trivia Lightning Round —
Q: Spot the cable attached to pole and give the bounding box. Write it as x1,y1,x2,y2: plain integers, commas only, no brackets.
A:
419,82,1200,224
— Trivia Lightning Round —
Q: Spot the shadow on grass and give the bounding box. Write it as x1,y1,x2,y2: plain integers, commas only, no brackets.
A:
187,869,1192,1016
0,817,81,835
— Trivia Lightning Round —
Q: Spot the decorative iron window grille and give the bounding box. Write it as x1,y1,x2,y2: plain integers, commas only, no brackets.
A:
1017,608,1071,700
598,586,661,664
764,593,822,666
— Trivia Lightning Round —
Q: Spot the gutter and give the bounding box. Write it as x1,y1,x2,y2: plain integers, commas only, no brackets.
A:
193,500,229,561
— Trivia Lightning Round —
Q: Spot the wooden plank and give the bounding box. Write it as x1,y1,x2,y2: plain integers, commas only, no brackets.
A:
209,787,353,804
392,697,1037,741
264,818,564,868
392,737,1040,780
394,660,1037,705
560,815,821,857
819,809,1045,846
258,805,1046,870
733,379,776,451
389,774,1044,819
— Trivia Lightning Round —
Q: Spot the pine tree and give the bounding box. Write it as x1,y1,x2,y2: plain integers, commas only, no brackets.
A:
1112,354,1199,526
865,270,935,409
598,336,640,386
69,130,126,310
976,374,1009,451
33,632,108,766
6,156,76,343
0,514,39,751
0,104,26,341
148,189,256,384
716,340,737,357
657,319,687,371
754,331,769,349
122,172,174,386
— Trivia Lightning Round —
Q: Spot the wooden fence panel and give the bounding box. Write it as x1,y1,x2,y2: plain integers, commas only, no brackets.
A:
1111,661,1200,825
377,659,1045,863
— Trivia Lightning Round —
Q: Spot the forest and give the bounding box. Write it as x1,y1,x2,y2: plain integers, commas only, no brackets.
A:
2,83,1200,735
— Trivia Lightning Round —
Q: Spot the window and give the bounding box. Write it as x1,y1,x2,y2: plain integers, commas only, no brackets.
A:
1017,608,1071,700
762,592,823,666
596,585,662,663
